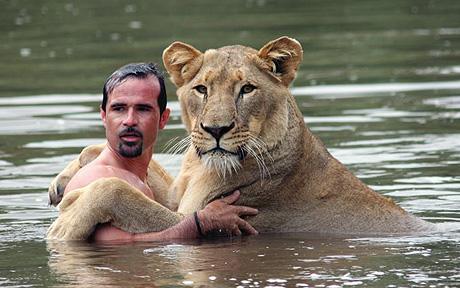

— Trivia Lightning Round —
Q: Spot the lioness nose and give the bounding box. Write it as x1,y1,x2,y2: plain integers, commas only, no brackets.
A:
201,122,235,140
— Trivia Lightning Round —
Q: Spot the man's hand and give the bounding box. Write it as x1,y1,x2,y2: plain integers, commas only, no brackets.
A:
197,190,258,236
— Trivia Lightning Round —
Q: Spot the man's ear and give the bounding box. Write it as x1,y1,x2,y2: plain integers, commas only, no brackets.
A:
100,105,107,128
257,36,303,86
159,108,170,130
162,42,203,87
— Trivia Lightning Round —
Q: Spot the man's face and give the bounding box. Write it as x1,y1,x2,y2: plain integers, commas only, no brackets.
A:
101,76,170,158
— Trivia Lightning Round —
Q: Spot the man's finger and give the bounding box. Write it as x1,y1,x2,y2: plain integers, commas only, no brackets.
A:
221,190,240,205
237,218,258,235
234,206,258,216
231,225,242,236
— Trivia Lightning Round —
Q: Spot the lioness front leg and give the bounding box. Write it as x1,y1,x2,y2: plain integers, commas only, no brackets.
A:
48,143,105,206
47,177,183,241
48,143,175,209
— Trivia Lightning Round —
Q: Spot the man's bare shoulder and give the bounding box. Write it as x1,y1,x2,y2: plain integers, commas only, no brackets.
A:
64,164,120,194
63,162,153,199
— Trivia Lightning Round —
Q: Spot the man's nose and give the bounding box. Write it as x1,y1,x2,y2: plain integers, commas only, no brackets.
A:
122,109,138,126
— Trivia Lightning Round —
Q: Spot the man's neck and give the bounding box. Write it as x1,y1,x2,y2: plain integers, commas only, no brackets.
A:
100,145,152,181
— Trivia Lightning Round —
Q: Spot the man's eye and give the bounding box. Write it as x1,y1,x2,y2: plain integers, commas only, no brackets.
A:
240,84,256,94
193,85,207,95
138,106,152,112
112,106,124,111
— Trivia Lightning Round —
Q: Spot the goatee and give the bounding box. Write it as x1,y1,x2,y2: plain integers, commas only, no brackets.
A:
118,127,143,157
118,142,143,158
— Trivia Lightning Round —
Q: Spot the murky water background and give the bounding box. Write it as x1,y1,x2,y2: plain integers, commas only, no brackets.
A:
0,0,459,287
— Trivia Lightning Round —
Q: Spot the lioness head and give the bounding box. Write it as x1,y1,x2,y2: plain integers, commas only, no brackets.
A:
163,37,303,178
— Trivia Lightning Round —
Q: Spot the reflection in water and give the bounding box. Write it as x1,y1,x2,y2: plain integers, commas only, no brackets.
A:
1,0,460,285
46,236,380,287
45,233,459,287
47,241,163,287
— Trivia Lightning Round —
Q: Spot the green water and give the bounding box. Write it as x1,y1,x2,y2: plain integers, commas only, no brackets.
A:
0,0,459,287
2,0,460,96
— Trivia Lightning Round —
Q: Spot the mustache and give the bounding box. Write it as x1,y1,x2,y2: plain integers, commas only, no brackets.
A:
119,127,143,138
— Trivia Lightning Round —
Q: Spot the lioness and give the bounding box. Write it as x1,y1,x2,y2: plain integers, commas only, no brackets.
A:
48,37,434,240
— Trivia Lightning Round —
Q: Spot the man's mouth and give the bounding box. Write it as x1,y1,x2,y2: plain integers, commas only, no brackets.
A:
119,130,142,143
121,135,140,142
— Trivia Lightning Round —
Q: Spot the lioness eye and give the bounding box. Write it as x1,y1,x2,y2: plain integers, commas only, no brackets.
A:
240,84,256,94
193,85,207,95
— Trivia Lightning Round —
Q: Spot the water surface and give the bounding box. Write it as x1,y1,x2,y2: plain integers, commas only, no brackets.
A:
0,0,459,287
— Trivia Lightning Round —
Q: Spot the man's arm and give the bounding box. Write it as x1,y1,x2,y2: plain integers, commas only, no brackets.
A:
61,165,258,242
94,190,258,242
93,213,199,242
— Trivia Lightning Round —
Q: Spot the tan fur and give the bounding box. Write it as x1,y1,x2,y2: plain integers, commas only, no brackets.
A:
47,177,182,240
48,143,105,206
47,37,434,240
164,36,433,234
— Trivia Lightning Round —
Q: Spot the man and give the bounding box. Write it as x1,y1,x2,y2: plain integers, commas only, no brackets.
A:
63,63,258,242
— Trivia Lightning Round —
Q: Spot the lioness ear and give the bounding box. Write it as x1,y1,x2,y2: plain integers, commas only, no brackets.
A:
258,36,303,86
162,42,203,87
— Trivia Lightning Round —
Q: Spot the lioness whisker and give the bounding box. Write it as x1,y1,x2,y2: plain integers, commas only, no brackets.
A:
163,136,180,152
245,137,271,181
230,156,241,174
250,135,275,175
249,135,274,164
202,153,242,179
169,139,189,155
251,135,273,180
248,152,264,180
165,136,192,155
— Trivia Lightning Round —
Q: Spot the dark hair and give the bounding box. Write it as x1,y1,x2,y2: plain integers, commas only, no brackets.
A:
102,63,167,114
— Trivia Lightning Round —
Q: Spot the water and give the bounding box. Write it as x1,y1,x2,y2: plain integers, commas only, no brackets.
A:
1,0,460,287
